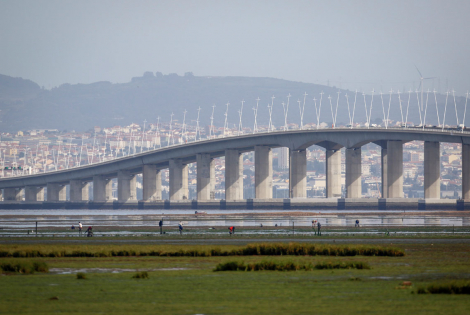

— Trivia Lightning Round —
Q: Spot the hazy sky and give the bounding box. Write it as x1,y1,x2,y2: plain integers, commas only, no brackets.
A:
1,0,470,94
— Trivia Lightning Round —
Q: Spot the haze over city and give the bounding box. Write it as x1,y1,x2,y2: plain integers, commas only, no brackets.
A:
1,0,470,94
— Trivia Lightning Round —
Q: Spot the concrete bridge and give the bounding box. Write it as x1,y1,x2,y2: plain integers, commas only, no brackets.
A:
1,127,470,210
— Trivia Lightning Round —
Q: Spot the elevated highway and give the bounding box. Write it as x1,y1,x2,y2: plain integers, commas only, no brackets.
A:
1,127,469,210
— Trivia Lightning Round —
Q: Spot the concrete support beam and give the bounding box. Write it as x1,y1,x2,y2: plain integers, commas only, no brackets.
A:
197,153,215,200
70,180,89,201
463,144,470,199
326,149,342,198
142,165,162,201
424,141,440,199
25,186,44,202
387,141,403,198
93,176,113,202
381,146,388,198
36,187,45,201
47,184,66,201
225,149,243,200
4,188,19,201
289,149,307,198
255,146,273,199
169,159,188,200
117,170,137,202
346,147,362,198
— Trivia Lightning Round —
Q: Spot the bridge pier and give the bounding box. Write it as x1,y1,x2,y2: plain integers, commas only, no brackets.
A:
387,141,403,198
142,165,162,201
47,184,66,201
289,149,306,198
117,170,137,202
381,145,388,198
70,180,89,201
326,149,341,198
4,188,21,201
346,147,362,198
225,149,243,200
93,176,113,202
197,153,215,200
169,159,188,200
424,141,440,199
255,146,272,199
463,144,470,199
25,186,44,202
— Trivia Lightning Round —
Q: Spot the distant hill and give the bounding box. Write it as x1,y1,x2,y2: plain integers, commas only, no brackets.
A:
0,72,466,132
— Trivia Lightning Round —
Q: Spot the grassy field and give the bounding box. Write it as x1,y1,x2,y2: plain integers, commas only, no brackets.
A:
1,240,469,314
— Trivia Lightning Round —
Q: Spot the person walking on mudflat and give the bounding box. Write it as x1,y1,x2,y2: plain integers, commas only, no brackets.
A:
178,221,183,235
317,221,322,236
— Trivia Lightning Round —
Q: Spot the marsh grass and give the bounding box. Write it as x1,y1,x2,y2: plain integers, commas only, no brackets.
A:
214,260,370,271
0,243,404,258
132,271,149,279
417,281,470,294
0,260,49,274
76,272,86,279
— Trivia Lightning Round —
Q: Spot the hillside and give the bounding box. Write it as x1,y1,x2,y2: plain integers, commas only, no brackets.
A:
0,72,465,132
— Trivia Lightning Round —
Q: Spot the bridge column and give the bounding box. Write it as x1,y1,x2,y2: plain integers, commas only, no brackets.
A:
326,149,341,198
25,186,44,202
4,188,20,201
117,170,137,202
381,146,388,198
463,144,470,199
424,141,440,199
70,180,89,201
142,165,162,201
225,149,243,200
289,149,306,198
47,184,66,201
169,159,188,200
255,146,272,199
93,176,113,202
197,153,215,200
387,141,403,198
346,148,362,198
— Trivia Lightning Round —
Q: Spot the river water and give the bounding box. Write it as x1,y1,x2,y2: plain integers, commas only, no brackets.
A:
0,209,469,231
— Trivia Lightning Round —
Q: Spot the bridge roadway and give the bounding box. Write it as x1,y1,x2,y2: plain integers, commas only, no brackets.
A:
1,127,470,210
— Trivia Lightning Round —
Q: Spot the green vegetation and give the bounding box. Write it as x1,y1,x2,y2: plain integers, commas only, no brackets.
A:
0,242,404,258
214,260,370,271
417,281,470,294
132,271,149,279
0,241,469,314
0,260,48,274
76,272,86,280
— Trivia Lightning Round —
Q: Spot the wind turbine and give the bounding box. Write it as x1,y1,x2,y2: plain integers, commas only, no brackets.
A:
415,66,436,111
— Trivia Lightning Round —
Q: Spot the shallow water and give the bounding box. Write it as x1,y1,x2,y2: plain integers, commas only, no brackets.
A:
49,267,189,275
